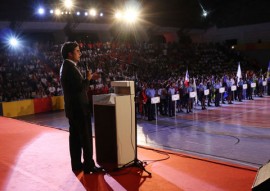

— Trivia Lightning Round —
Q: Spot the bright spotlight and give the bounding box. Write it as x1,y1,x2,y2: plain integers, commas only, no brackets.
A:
100,12,103,17
123,8,139,23
55,9,61,16
199,2,208,18
50,9,54,14
76,11,80,16
37,7,45,15
6,35,22,50
84,12,88,16
202,10,208,17
115,11,123,19
115,1,141,24
89,8,97,17
64,0,73,9
9,37,18,47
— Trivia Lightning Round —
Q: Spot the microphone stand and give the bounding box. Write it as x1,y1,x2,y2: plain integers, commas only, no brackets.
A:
120,66,151,176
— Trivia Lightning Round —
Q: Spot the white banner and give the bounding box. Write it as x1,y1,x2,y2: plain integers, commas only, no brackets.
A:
263,81,267,86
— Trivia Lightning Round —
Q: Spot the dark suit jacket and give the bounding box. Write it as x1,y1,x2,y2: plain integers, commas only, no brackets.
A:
60,60,90,118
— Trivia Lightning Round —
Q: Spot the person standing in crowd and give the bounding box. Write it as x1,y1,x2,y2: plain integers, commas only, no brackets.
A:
257,76,264,97
167,82,176,117
247,76,254,100
207,79,213,107
237,77,243,102
158,83,168,116
138,84,148,119
242,76,247,100
146,83,156,121
177,80,184,113
198,81,207,110
268,75,270,96
60,41,103,174
184,81,194,113
157,84,164,115
214,79,221,107
226,75,233,104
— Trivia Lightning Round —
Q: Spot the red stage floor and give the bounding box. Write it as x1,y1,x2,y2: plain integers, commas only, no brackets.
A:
0,117,257,191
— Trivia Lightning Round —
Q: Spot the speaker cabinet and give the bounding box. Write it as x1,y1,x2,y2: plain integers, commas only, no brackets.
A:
252,161,270,191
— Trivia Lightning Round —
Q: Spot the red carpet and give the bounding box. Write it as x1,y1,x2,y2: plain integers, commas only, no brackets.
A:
0,116,257,191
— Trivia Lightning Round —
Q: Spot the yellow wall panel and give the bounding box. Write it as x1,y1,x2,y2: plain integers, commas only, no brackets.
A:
51,96,64,111
2,100,34,117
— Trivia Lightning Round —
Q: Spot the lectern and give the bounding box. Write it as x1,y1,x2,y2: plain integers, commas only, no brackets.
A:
93,81,135,169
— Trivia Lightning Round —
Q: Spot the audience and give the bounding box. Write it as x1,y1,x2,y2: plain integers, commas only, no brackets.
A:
0,40,266,107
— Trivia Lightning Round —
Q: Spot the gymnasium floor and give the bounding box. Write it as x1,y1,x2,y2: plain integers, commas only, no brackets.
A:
16,95,270,169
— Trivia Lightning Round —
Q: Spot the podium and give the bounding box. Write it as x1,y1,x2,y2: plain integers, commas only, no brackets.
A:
93,81,135,169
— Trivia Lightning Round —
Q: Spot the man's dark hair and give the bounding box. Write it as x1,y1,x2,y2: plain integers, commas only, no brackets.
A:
61,41,79,59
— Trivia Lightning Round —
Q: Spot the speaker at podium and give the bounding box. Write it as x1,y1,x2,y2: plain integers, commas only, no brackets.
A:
93,81,135,170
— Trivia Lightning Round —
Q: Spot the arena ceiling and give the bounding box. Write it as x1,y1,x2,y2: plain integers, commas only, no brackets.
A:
0,0,270,29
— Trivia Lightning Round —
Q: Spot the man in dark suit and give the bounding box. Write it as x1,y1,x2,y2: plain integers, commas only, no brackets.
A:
60,41,102,174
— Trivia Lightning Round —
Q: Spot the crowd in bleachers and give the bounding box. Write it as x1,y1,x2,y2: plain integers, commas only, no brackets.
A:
0,40,268,111
0,46,62,102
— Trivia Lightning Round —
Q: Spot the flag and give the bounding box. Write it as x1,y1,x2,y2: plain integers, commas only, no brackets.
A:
267,61,270,79
236,62,242,84
184,69,189,87
193,78,198,103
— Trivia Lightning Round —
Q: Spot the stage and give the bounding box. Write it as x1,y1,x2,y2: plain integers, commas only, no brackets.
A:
2,96,270,190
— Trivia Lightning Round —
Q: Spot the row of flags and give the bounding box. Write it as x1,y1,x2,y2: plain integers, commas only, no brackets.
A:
184,61,270,87
181,61,269,104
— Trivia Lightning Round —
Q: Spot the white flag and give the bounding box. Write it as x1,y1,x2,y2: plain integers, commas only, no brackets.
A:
193,78,198,103
236,62,242,84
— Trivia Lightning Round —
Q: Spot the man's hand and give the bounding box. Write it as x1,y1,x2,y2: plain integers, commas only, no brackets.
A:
86,70,100,81
91,72,101,80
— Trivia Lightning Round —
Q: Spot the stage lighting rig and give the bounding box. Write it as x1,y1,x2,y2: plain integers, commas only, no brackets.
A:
33,0,141,22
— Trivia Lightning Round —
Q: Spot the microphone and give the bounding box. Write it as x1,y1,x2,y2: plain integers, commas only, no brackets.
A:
84,62,89,72
79,62,90,79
